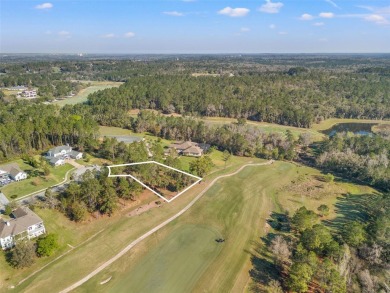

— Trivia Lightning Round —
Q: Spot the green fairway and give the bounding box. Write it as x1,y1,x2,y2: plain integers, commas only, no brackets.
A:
106,225,222,293
75,162,284,293
311,118,390,132
54,82,122,107
200,117,324,141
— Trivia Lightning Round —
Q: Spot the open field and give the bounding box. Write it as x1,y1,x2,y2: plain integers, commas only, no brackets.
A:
0,160,73,199
311,118,390,132
0,158,375,293
53,81,122,107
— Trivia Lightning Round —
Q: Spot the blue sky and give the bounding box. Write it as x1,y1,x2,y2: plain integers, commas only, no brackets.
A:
1,0,389,53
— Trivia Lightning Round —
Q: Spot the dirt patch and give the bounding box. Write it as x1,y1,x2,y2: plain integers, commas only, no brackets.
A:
127,200,163,217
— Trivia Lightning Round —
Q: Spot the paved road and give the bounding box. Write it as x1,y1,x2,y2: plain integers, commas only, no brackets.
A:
59,160,274,293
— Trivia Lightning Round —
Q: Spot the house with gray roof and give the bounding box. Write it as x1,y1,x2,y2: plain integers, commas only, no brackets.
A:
0,163,28,181
46,145,83,165
0,207,45,250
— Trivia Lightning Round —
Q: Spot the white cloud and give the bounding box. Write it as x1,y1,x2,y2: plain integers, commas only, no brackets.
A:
35,2,53,10
124,32,135,38
218,7,250,17
278,31,288,35
319,12,335,18
58,31,70,36
364,14,389,25
45,30,52,35
259,0,283,14
241,27,250,32
163,11,184,16
299,13,314,20
325,0,339,9
313,22,325,26
101,33,115,39
269,24,276,29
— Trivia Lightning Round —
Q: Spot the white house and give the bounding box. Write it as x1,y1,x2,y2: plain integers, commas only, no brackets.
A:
47,145,82,160
0,163,28,181
0,207,46,250
49,157,65,167
47,145,72,158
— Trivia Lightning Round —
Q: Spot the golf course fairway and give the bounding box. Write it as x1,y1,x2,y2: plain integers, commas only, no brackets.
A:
76,162,290,293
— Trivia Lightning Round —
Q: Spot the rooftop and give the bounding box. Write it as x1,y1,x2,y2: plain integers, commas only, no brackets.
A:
0,207,43,239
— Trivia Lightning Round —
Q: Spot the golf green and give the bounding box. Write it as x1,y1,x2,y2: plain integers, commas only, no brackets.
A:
106,224,222,293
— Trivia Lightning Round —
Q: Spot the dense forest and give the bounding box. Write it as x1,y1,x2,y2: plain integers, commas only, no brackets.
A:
317,134,390,191
84,72,390,127
0,101,98,161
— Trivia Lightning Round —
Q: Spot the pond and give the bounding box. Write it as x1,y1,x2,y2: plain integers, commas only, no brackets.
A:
322,123,377,136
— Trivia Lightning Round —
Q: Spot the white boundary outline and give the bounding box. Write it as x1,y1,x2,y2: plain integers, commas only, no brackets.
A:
107,161,202,203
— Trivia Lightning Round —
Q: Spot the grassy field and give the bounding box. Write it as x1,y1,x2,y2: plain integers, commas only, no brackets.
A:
53,82,122,107
0,158,375,293
0,160,73,199
311,118,390,132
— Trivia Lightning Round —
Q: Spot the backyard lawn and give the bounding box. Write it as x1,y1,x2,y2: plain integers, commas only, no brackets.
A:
1,162,73,199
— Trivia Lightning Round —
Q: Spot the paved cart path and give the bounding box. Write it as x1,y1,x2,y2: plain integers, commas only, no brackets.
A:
59,160,274,293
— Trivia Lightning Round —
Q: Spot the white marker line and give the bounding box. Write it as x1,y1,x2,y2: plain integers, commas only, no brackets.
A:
107,161,202,202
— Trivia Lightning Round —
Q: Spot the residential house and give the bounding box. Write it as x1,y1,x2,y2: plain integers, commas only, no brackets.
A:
22,89,37,98
168,141,211,157
0,207,46,250
46,145,83,165
47,145,73,158
0,163,28,181
49,157,65,167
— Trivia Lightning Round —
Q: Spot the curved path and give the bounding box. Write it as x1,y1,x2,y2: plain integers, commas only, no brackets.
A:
59,160,274,293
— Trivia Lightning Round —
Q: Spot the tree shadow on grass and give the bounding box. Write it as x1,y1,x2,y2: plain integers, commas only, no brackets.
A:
323,193,378,231
248,234,281,291
267,212,291,233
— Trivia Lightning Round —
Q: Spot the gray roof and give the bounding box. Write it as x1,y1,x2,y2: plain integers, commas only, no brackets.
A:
0,193,9,207
0,207,43,238
49,157,64,164
48,145,72,155
70,150,82,157
0,163,23,175
106,135,144,144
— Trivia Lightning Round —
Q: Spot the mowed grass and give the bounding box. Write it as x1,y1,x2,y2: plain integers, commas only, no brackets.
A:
74,161,291,293
200,117,324,141
311,118,390,132
0,160,73,199
1,158,375,293
54,82,122,107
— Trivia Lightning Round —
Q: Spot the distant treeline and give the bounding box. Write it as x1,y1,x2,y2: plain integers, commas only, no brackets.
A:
84,72,390,128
